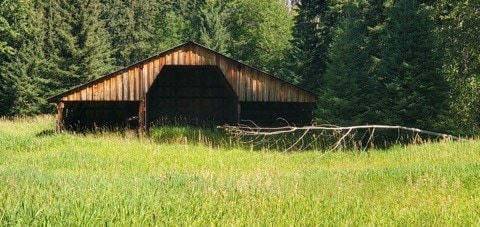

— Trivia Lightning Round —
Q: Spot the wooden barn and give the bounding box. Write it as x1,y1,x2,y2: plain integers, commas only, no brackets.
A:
47,42,316,133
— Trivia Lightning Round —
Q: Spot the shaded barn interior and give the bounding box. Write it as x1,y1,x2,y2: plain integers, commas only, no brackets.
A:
240,102,314,126
61,101,139,130
147,66,237,126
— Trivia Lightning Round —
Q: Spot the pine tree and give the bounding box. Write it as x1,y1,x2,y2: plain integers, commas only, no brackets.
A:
363,0,387,77
0,0,47,116
0,4,16,60
197,0,231,54
172,0,205,41
43,0,114,92
102,0,162,66
376,0,449,129
316,3,370,126
287,0,333,92
155,2,192,49
0,0,18,115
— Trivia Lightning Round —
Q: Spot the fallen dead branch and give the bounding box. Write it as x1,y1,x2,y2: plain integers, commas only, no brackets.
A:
219,120,462,151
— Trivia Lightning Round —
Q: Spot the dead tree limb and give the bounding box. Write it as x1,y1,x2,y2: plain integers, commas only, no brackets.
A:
223,124,460,140
220,123,462,151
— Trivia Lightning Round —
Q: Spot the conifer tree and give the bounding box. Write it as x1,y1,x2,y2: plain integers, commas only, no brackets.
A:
0,1,19,116
198,0,231,55
0,7,16,59
316,3,370,126
287,0,332,91
102,0,162,66
171,0,205,41
44,0,114,92
0,0,47,116
376,0,449,129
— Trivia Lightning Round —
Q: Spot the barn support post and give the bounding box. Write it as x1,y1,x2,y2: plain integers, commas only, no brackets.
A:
56,102,65,133
138,100,146,136
237,103,241,123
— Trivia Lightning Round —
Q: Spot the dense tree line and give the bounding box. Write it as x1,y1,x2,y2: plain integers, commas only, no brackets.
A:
0,0,478,135
298,0,479,135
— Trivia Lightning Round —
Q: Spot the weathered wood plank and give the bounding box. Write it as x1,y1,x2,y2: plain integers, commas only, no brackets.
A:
279,81,284,102
129,68,135,100
73,90,80,100
81,87,87,100
93,84,98,100
147,61,153,90
136,66,141,99
117,74,122,100
197,45,202,65
165,53,172,65
97,80,103,101
110,76,116,101
246,68,251,102
123,72,128,100
226,61,235,94
262,74,268,102
142,65,147,97
185,45,191,65
252,70,257,101
104,78,109,101
173,51,179,65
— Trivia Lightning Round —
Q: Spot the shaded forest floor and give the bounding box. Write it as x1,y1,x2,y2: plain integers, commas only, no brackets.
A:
1,116,479,225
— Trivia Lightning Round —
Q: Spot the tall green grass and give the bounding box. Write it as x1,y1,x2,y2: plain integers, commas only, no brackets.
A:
149,125,230,148
1,116,479,225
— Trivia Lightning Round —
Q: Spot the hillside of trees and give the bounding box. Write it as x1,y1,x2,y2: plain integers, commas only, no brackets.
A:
0,0,478,135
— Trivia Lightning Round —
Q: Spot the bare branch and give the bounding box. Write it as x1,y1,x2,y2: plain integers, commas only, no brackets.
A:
220,123,462,151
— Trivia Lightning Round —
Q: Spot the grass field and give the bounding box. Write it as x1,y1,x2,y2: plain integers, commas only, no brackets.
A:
1,116,479,226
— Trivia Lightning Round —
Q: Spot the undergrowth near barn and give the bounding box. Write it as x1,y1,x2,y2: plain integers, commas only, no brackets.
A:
0,116,479,225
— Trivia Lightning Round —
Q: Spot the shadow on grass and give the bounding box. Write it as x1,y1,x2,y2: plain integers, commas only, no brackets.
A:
35,129,56,137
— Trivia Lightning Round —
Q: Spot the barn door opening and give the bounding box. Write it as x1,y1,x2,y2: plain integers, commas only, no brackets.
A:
146,66,238,127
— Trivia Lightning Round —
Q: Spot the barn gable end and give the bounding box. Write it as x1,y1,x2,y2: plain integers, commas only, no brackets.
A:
48,42,317,132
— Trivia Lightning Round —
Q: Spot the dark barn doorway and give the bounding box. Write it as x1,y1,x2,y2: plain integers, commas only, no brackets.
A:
146,66,238,127
62,101,139,131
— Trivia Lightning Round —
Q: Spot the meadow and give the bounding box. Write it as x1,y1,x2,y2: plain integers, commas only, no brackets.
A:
0,116,479,226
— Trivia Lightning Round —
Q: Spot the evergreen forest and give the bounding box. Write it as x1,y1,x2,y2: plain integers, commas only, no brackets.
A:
0,0,479,135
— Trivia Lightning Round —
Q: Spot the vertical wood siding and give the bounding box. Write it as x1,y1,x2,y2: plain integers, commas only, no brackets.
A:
56,42,316,103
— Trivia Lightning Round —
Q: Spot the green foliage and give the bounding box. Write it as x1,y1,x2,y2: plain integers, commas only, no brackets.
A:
149,125,229,148
228,0,294,77
0,2,17,59
101,0,167,67
45,0,114,90
316,3,370,125
435,0,480,135
287,0,333,91
197,0,232,54
1,116,480,225
0,0,48,116
375,0,449,130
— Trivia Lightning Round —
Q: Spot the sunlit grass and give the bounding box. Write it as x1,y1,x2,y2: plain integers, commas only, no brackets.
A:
0,116,479,225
